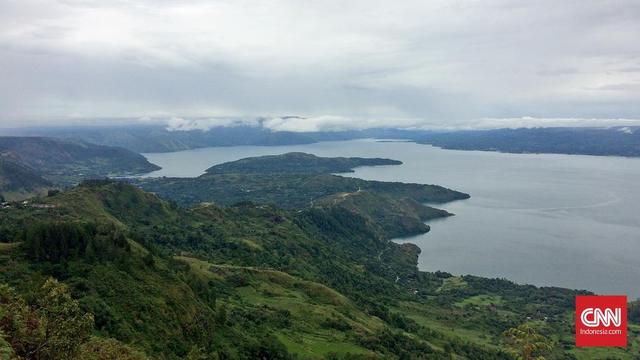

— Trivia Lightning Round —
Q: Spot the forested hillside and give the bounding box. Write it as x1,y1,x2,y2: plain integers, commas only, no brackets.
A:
134,153,468,210
10,123,640,157
1,179,634,359
0,137,160,200
205,152,402,175
6,124,428,153
418,127,640,157
0,158,52,201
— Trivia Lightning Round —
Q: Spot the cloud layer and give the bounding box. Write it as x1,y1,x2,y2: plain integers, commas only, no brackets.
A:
1,0,640,129
162,116,640,132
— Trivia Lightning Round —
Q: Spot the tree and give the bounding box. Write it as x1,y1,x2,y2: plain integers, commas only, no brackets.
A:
185,346,211,360
629,300,640,324
77,337,149,360
0,278,94,360
0,330,13,360
36,278,95,359
503,324,552,360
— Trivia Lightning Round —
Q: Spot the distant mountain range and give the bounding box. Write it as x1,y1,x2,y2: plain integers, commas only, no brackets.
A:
0,136,160,200
4,124,427,153
7,123,640,157
417,127,640,157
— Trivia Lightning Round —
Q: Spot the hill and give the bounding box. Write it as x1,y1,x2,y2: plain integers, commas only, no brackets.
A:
6,124,430,153
417,127,640,157
135,153,467,239
134,152,467,241
136,172,468,208
11,123,640,157
1,180,621,359
0,136,160,186
136,152,467,206
315,191,452,238
0,158,52,201
7,124,318,153
205,152,402,175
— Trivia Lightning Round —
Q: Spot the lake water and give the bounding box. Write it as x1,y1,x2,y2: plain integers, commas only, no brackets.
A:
143,139,640,298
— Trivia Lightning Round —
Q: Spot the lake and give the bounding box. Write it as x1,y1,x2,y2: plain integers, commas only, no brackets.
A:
143,139,640,298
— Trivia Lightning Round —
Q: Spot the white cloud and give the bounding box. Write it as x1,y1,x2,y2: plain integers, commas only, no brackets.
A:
165,117,261,131
160,115,640,132
261,115,426,132
467,117,640,130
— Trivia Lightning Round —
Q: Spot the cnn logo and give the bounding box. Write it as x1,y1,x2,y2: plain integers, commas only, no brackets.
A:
575,295,627,347
580,307,622,327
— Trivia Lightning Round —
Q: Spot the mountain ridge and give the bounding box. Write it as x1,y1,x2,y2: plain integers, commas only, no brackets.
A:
0,136,160,197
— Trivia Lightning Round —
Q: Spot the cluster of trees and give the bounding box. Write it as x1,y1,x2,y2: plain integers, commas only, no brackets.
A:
629,300,640,324
133,170,468,209
22,221,130,262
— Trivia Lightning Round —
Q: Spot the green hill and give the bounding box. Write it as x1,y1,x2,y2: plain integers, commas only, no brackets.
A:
0,136,160,186
205,152,402,174
1,180,630,359
315,190,452,238
135,153,466,239
136,153,468,213
0,158,52,201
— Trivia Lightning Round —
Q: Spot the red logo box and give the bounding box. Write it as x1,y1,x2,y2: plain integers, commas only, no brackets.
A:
576,295,627,347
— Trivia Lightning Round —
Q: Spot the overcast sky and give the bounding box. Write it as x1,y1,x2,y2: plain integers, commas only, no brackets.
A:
1,0,640,130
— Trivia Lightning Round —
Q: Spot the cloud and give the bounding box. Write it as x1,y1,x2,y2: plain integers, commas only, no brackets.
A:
159,115,640,132
465,117,640,130
165,117,262,131
589,82,640,92
262,115,426,132
1,0,640,126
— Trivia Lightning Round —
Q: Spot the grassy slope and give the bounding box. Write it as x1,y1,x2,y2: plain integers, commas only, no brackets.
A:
177,256,382,358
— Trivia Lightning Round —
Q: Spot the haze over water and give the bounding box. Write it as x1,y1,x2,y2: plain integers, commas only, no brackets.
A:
144,139,640,298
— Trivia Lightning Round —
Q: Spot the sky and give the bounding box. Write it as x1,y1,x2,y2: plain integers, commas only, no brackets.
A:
1,0,640,131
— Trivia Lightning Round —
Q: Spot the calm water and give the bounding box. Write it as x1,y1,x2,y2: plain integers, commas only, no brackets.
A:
143,139,640,298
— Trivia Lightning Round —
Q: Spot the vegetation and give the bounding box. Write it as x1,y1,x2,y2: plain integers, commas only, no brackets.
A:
205,152,402,175
134,153,468,212
417,127,640,157
10,124,320,153
0,278,94,359
0,180,630,359
503,324,552,360
13,123,640,157
0,154,636,358
134,153,465,239
8,124,430,153
0,158,52,201
315,190,451,238
0,136,160,188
